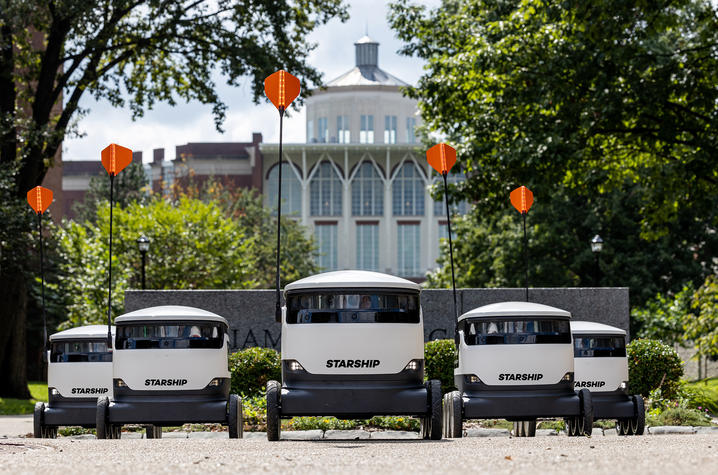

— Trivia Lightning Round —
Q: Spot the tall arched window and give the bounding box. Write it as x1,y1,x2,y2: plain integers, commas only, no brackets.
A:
433,171,468,216
392,161,425,216
267,162,302,216
351,162,384,216
310,161,343,216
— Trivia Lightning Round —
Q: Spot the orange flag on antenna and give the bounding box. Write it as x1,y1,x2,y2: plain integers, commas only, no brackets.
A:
510,186,534,214
426,143,457,175
264,70,301,111
101,143,133,176
27,186,53,215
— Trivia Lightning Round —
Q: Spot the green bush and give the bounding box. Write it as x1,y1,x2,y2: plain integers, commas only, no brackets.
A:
229,347,281,397
627,339,683,398
647,406,712,427
424,339,456,392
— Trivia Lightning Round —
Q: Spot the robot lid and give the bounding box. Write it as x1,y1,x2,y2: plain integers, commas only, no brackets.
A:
285,270,421,293
49,325,115,342
458,301,571,321
571,321,626,336
115,305,228,325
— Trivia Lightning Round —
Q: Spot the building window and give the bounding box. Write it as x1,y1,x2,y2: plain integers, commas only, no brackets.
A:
310,162,343,216
384,115,397,144
337,115,350,144
161,161,174,196
267,162,302,216
143,164,152,194
397,223,421,277
351,162,383,216
392,162,425,216
433,171,468,216
438,223,457,244
407,117,416,144
360,115,374,144
317,117,328,143
315,223,338,271
307,119,314,143
356,224,379,271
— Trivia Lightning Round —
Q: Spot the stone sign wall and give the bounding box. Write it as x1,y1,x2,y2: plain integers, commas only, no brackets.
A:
125,287,629,351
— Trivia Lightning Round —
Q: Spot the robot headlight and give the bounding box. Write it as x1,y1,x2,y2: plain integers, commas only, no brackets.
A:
561,372,573,382
403,360,422,371
207,378,222,387
465,375,481,384
287,360,305,372
50,388,59,396
114,378,127,387
619,381,628,390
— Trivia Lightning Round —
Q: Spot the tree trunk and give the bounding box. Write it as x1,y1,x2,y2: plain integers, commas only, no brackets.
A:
0,270,30,398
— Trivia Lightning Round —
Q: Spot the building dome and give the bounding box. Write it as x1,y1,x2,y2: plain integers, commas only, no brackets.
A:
305,36,420,145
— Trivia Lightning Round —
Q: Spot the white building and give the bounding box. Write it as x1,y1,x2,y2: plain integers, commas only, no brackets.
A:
261,36,465,280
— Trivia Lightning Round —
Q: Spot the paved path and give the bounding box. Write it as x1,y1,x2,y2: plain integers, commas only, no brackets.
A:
2,415,717,439
1,434,716,474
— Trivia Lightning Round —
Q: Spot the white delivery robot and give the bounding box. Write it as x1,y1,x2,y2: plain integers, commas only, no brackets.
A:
34,325,114,438
571,321,644,435
265,270,443,440
444,301,594,437
95,306,242,439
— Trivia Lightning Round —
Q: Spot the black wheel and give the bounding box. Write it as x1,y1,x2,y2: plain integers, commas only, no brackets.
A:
228,394,243,439
145,425,162,439
424,380,442,440
33,402,45,438
564,418,574,436
96,396,109,439
43,425,58,439
441,394,449,438
444,390,463,438
524,420,536,437
617,419,629,435
578,388,593,436
631,395,645,436
266,380,281,441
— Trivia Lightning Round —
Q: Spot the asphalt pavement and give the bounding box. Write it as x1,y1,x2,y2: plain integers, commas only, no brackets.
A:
1,433,717,474
2,416,718,473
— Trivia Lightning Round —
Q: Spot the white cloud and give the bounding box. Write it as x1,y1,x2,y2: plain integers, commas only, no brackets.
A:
63,0,439,161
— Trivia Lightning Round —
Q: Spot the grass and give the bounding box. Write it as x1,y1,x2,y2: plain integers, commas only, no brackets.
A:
0,382,48,415
683,377,718,415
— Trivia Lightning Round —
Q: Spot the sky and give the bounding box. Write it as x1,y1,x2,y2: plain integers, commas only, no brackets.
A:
62,0,439,162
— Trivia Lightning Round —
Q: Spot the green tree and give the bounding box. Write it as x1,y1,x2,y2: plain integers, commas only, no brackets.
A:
170,178,318,287
685,275,718,360
391,0,718,301
0,0,347,397
631,283,695,346
71,161,149,223
57,197,259,328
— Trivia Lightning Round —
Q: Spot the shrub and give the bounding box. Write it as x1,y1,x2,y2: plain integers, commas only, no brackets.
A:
647,406,712,427
627,339,683,398
229,347,281,397
425,339,456,392
242,395,267,430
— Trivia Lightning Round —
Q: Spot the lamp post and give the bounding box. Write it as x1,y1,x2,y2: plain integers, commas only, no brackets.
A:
591,234,603,286
137,235,150,290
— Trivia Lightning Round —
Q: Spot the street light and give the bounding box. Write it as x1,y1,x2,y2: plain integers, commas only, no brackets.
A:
137,235,150,290
591,234,603,285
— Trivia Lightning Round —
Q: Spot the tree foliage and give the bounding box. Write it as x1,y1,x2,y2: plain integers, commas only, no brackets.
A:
685,275,718,360
71,161,150,223
632,283,695,346
391,0,718,302
57,197,258,328
0,0,345,397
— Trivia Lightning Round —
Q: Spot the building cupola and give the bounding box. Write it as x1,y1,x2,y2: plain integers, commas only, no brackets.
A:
355,35,379,67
